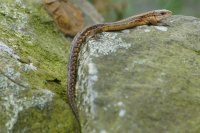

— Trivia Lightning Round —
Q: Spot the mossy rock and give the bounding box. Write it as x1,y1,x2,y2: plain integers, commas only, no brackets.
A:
77,15,200,133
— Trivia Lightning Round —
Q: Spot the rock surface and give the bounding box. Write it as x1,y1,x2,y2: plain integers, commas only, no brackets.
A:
1,0,200,132
73,0,104,24
0,0,80,132
77,15,200,133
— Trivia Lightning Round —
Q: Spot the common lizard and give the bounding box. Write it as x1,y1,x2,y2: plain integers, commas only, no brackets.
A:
67,9,172,128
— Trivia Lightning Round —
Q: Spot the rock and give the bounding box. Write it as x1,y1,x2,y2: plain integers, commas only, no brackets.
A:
72,0,104,24
0,0,80,132
77,15,200,133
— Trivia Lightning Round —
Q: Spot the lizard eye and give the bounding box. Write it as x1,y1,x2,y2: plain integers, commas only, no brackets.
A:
161,12,166,15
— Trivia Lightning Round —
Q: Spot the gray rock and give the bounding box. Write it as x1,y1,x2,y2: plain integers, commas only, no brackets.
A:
0,0,80,132
72,0,104,24
77,15,200,133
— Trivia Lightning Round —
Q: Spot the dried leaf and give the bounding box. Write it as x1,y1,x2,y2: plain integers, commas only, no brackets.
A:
43,0,84,36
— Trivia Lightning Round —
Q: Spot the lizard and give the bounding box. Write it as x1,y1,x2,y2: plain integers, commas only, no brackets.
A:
67,9,172,129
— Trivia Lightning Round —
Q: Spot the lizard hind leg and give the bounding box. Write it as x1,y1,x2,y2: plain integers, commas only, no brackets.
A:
148,19,169,27
148,18,158,25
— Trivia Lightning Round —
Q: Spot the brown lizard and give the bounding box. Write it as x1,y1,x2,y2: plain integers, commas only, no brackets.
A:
67,9,172,129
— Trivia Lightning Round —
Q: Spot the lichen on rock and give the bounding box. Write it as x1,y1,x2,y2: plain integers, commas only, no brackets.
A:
0,0,80,132
77,15,200,133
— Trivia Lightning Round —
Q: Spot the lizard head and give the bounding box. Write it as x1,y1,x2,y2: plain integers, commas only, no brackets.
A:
153,9,172,21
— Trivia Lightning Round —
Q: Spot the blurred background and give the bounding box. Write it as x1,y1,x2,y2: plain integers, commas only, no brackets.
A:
88,0,200,21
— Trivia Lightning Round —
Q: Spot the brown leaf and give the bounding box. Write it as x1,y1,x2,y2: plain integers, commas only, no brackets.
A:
43,0,84,36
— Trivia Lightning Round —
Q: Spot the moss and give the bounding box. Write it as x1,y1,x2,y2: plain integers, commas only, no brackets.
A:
13,95,80,133
0,0,79,132
0,0,71,100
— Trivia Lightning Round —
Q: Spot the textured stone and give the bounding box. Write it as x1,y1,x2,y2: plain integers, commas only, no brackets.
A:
77,15,200,133
0,0,79,132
